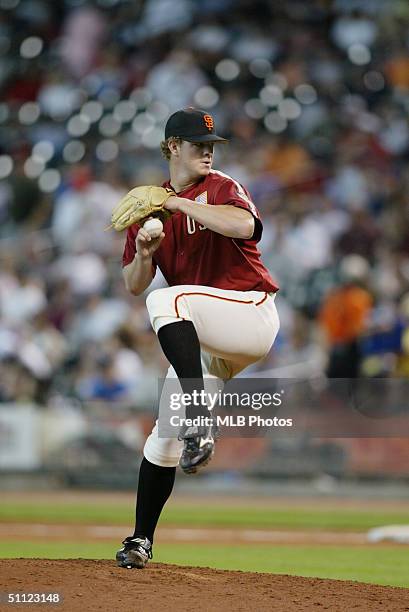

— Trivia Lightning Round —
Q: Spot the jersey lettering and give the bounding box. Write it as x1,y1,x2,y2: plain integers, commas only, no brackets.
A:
186,217,206,234
187,216,196,234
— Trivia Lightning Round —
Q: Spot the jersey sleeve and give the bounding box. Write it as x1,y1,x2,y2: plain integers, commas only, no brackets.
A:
121,226,157,276
122,226,137,268
215,178,263,242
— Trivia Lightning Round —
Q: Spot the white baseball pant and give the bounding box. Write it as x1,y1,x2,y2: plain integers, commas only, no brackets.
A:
143,285,280,467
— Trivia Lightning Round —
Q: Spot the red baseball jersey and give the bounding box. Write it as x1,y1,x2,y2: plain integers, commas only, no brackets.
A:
122,169,279,293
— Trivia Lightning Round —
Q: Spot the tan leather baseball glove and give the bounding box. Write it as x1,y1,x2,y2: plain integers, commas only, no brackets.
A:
110,185,175,231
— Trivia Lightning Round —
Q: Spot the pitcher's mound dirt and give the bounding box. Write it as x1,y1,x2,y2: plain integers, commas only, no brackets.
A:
1,559,408,612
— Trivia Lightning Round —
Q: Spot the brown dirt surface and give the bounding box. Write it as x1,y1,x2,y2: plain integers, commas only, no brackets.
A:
1,559,409,612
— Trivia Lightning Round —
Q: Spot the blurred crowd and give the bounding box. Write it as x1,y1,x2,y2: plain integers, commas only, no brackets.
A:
1,0,409,407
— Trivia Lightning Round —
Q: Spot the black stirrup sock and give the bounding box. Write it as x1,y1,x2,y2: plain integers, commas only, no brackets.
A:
133,457,176,544
158,320,208,420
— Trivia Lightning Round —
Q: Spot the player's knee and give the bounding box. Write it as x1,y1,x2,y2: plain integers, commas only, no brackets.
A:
145,287,169,314
143,434,182,468
146,287,190,332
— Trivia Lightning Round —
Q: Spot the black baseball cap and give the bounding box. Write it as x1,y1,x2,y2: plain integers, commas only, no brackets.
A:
165,108,228,143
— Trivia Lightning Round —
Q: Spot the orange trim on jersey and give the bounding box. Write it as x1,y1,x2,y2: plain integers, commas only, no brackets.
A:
174,292,253,317
255,292,268,306
174,291,268,318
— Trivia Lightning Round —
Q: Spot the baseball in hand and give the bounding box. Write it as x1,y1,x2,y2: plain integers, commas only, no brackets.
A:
143,217,163,238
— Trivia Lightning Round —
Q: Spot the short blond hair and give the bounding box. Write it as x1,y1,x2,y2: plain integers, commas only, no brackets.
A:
160,137,182,160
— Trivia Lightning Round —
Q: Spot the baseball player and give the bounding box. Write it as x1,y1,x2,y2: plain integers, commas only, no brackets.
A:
116,108,280,568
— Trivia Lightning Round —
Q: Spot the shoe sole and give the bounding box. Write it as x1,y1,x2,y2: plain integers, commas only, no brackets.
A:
180,444,215,475
116,550,148,569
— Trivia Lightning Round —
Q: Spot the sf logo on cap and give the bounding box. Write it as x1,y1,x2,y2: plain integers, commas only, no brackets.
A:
203,114,214,131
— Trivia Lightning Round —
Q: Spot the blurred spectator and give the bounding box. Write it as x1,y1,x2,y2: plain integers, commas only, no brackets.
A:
4,158,43,228
0,266,46,324
146,50,208,111
51,164,126,254
60,5,107,78
68,293,130,347
76,354,127,402
30,311,68,371
50,250,107,297
108,327,144,396
331,10,378,50
319,255,373,377
0,357,39,403
336,210,380,263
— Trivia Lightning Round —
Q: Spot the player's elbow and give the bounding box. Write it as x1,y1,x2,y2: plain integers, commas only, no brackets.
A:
238,216,255,239
125,278,145,296
128,285,143,296
123,269,142,296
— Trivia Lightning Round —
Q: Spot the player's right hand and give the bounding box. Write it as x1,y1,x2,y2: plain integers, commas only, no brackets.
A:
136,227,165,259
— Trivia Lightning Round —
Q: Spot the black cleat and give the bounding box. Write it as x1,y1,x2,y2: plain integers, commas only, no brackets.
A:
178,423,217,475
116,536,152,569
